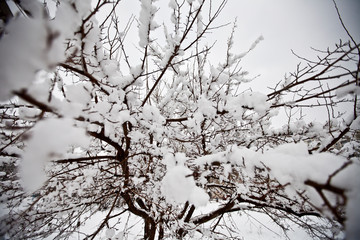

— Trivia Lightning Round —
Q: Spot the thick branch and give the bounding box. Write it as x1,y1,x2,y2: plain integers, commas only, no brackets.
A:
55,155,117,164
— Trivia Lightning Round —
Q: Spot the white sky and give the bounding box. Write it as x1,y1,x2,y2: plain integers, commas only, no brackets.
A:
8,0,359,121
113,0,359,125
114,0,359,92
36,0,358,125
220,0,360,93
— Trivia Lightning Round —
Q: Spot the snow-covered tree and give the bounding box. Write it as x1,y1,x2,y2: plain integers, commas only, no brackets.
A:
0,0,359,239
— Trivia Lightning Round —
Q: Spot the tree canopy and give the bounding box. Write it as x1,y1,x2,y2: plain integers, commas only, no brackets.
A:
0,0,359,239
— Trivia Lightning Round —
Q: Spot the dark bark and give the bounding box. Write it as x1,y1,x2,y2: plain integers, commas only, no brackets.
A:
144,218,156,240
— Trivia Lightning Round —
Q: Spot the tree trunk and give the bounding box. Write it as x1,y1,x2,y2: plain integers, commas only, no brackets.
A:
158,224,164,240
144,218,156,240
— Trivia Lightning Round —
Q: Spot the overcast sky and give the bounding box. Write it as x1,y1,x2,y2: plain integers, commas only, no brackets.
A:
114,0,359,93
112,0,360,125
220,0,360,92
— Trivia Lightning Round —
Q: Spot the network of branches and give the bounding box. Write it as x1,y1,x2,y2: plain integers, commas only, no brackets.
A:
0,0,359,239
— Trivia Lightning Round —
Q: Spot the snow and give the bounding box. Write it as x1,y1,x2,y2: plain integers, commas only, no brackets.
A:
332,160,360,240
20,118,90,192
224,91,270,117
65,82,92,105
138,0,159,48
141,105,165,124
191,202,327,240
344,183,360,240
350,116,360,130
161,165,209,207
249,35,264,51
196,142,360,220
168,0,177,10
197,96,216,118
264,144,346,186
15,1,44,19
18,106,42,120
238,91,270,114
0,0,90,101
43,202,324,240
336,84,360,98
105,228,116,238
48,1,83,62
101,59,121,85
0,15,48,100
0,0,358,239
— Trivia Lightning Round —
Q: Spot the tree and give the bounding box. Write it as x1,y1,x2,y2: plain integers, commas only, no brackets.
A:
0,0,359,239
